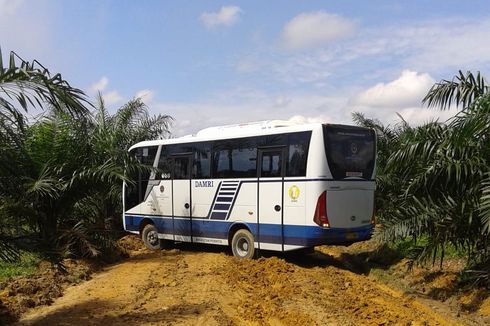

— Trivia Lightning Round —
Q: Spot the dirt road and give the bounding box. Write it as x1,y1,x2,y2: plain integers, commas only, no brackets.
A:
16,243,469,326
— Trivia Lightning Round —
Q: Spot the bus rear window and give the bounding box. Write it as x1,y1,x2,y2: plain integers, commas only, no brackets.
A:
323,125,376,180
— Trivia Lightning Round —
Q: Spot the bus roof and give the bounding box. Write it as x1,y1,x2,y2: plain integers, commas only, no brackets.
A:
128,120,363,151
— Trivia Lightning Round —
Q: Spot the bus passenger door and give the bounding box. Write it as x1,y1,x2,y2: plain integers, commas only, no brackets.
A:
258,148,286,251
172,155,192,242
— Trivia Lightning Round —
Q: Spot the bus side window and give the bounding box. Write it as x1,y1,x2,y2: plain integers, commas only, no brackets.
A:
137,146,158,201
260,151,282,178
213,142,231,178
287,132,311,177
193,143,211,179
213,138,257,178
173,157,190,179
125,149,140,209
157,146,172,180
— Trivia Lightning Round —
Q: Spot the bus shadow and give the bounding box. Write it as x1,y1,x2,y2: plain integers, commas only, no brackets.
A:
280,250,371,275
163,242,231,255
281,246,402,276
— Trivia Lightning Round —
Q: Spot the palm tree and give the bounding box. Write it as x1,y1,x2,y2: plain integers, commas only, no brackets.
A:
0,48,90,120
352,112,414,224
74,94,172,232
422,70,490,235
0,93,172,260
367,71,490,272
0,48,91,261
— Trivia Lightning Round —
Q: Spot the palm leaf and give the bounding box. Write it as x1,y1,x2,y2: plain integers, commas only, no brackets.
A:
423,70,489,110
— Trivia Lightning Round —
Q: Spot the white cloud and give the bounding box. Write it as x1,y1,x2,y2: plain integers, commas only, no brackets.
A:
288,114,331,124
153,92,346,136
135,89,155,103
103,90,123,106
351,70,434,109
150,67,459,138
282,11,356,50
200,6,242,28
90,76,109,93
0,0,23,16
274,96,291,107
234,17,490,91
272,56,332,84
88,76,123,106
403,20,490,72
348,70,458,126
395,106,458,125
338,18,490,73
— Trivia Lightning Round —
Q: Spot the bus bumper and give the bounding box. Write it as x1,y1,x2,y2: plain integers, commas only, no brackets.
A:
292,224,374,247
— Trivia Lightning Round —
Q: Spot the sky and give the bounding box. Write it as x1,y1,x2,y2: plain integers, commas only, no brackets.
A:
1,0,490,136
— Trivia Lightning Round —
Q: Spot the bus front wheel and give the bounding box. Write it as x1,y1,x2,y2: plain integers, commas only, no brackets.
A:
231,229,255,259
142,224,161,250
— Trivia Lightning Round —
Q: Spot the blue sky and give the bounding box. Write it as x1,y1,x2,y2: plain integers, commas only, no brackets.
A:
1,0,490,135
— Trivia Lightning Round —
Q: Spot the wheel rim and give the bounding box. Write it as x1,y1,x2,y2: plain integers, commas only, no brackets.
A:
236,237,250,257
147,230,159,246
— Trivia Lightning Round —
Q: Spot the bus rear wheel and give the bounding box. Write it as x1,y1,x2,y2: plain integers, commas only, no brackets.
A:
231,229,255,259
142,224,161,250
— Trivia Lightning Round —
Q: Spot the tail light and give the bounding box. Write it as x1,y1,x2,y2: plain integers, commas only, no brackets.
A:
313,191,330,228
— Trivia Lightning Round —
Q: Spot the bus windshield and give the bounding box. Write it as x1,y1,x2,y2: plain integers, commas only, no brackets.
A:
323,125,376,180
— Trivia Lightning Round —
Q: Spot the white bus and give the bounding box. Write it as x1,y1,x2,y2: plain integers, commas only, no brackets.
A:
123,120,376,258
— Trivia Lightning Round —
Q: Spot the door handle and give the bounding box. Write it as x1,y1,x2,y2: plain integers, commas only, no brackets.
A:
274,205,281,212
184,203,190,209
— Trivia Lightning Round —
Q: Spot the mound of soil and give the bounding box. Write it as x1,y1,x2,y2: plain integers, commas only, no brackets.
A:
0,259,96,325
218,256,314,325
321,240,490,321
0,234,142,325
9,238,490,325
116,234,145,252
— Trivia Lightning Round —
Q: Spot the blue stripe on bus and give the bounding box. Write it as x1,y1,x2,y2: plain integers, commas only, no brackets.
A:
124,215,373,247
210,212,227,220
213,203,230,210
216,196,233,202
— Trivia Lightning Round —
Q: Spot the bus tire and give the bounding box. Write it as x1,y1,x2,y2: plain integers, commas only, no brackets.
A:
142,224,161,250
231,229,255,259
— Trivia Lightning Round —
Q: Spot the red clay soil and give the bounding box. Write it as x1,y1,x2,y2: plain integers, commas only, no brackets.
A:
10,237,488,326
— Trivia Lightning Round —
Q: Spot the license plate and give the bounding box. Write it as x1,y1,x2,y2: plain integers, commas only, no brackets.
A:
345,232,358,240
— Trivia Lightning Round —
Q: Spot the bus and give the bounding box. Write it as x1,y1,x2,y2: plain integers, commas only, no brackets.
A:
123,120,376,258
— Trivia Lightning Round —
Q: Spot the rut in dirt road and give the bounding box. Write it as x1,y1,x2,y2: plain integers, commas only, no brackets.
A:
17,246,459,326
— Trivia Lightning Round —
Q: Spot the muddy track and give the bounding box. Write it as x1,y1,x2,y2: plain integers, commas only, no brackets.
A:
16,244,467,326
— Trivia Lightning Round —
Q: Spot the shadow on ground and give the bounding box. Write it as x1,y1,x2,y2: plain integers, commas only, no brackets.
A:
16,299,211,326
155,241,403,276
0,300,17,326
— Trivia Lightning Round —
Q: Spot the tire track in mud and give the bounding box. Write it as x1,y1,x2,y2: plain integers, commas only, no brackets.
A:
17,246,462,326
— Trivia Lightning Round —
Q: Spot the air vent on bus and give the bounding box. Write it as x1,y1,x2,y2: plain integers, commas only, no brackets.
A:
196,120,300,137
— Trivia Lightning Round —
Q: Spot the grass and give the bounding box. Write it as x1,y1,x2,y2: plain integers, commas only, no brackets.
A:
366,239,466,297
369,266,413,293
391,236,467,261
0,251,41,282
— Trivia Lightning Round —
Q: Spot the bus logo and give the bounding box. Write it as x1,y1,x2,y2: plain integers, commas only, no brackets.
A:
288,185,300,202
350,142,358,154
